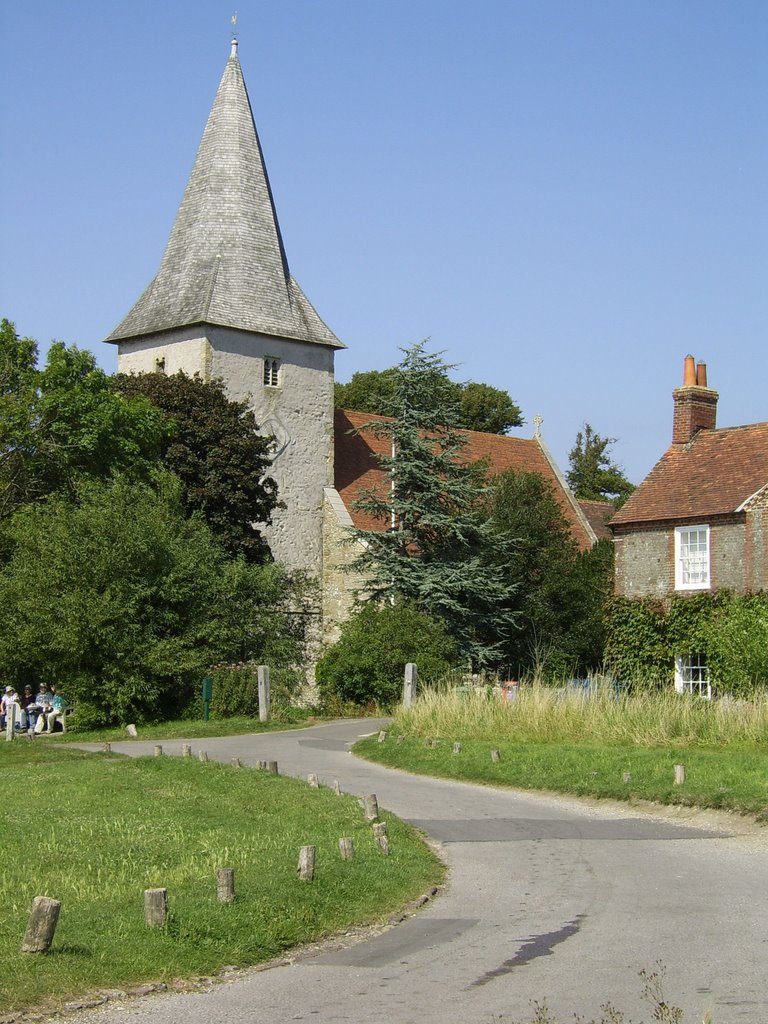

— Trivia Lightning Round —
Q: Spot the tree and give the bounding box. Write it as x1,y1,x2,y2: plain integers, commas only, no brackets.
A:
567,423,635,505
315,602,459,707
114,371,279,562
349,342,518,667
484,471,615,677
0,321,167,522
335,368,523,435
0,475,304,726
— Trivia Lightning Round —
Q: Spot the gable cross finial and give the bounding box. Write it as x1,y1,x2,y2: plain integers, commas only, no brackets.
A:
533,414,543,438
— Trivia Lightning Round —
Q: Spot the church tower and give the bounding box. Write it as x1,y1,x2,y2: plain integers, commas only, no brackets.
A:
106,40,345,575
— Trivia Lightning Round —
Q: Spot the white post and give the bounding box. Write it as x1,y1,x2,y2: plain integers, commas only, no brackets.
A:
403,663,417,707
257,665,270,723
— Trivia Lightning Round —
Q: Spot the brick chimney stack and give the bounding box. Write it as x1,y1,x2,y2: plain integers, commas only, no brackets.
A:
672,355,718,445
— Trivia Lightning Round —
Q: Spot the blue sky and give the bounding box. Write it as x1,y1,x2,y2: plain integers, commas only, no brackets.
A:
2,1,766,484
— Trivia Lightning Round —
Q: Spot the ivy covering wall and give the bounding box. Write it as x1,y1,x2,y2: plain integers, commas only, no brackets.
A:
604,591,768,696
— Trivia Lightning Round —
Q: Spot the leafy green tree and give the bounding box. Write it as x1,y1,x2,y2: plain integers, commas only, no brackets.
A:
349,343,518,667
485,472,614,677
567,422,635,504
1,321,167,522
335,367,522,434
0,475,301,726
316,601,459,707
114,371,278,562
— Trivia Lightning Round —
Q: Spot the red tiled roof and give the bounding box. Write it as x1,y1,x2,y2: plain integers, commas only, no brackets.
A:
578,499,615,541
611,422,768,526
334,409,594,550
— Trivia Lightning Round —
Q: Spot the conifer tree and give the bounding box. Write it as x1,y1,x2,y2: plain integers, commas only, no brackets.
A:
349,343,518,667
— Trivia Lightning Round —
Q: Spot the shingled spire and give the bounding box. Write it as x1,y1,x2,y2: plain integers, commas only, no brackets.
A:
107,40,342,348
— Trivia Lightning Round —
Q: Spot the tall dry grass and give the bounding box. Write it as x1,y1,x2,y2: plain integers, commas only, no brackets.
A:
394,682,768,749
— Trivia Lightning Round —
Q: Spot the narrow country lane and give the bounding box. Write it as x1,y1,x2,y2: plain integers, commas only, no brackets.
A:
69,720,767,1024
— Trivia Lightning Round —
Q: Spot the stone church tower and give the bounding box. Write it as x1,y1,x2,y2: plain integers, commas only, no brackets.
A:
106,40,344,576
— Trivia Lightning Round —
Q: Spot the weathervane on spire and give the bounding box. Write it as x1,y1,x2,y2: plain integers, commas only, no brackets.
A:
230,11,239,57
533,415,543,438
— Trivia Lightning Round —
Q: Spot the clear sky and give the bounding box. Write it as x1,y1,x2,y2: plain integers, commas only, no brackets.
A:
2,1,766,484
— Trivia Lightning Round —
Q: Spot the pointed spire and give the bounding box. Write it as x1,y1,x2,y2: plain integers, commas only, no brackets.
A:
107,44,342,349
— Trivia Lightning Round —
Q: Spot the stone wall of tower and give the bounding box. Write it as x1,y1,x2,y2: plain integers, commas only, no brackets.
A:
117,325,335,577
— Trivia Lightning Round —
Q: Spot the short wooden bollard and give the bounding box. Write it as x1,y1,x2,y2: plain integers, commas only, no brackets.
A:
378,730,387,743
144,888,168,928
453,742,461,754
154,745,163,757
674,764,686,785
216,868,235,903
257,759,267,770
102,742,112,754
231,757,242,768
307,773,319,787
21,896,61,953
490,749,501,763
333,779,341,795
373,821,390,856
182,743,192,758
623,771,632,783
363,794,379,822
339,837,354,860
424,736,433,748
198,750,209,763
267,761,279,774
396,735,405,744
298,846,316,881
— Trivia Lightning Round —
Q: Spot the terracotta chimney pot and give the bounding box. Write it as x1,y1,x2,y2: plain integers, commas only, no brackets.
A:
683,354,696,386
696,362,708,387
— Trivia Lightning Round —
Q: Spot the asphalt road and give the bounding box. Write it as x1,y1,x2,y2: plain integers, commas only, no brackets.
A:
71,719,767,1024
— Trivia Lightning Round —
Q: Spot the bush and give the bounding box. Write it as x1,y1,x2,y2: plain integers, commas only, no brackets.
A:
315,601,459,708
208,663,304,719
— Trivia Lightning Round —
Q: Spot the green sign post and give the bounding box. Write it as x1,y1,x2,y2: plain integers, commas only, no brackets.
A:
202,676,213,721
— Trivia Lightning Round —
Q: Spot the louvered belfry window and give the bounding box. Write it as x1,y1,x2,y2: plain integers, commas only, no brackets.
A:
263,358,280,387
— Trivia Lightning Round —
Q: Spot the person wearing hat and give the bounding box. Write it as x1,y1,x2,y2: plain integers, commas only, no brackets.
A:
1,686,21,731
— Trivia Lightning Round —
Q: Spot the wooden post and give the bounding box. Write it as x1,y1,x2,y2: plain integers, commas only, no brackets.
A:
5,709,14,742
377,730,387,743
396,735,405,744
198,750,209,763
363,794,379,822
453,742,461,754
674,764,686,785
21,896,61,953
424,736,433,748
144,888,168,928
257,664,270,723
257,759,267,770
333,779,341,795
216,868,235,903
154,745,163,757
297,846,316,881
182,743,192,758
623,771,632,783
267,761,278,774
338,837,354,860
403,663,417,707
490,749,501,763
102,742,112,754
307,773,319,787
373,822,390,855
231,757,242,768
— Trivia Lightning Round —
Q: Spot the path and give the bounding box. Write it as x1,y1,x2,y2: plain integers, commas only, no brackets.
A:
71,719,767,1023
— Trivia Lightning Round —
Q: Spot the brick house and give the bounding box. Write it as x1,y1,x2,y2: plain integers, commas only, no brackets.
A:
610,355,768,694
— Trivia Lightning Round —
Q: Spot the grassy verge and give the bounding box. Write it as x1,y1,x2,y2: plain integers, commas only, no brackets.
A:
354,688,768,821
0,743,443,1016
56,714,318,743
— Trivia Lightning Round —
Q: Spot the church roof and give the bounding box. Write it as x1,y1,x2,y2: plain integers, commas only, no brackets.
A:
334,410,597,551
106,42,343,349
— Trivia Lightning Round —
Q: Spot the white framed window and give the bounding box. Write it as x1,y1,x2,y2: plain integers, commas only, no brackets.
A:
263,357,280,388
675,653,711,698
674,524,710,590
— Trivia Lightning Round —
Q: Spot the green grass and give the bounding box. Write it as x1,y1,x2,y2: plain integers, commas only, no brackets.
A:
56,713,317,743
354,688,768,821
0,742,443,1016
